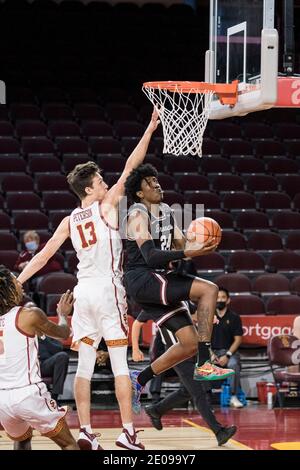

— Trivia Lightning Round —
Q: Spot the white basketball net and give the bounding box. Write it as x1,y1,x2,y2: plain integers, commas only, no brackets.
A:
143,84,214,157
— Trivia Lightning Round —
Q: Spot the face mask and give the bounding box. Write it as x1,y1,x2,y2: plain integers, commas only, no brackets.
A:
216,301,227,310
25,241,38,252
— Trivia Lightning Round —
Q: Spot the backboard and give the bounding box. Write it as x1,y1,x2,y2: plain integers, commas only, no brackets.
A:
206,0,279,118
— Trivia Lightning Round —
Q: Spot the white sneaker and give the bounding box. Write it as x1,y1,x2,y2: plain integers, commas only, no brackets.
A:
116,428,145,450
230,395,244,408
77,428,103,450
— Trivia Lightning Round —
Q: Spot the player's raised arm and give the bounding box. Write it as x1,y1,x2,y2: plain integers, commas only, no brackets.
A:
104,109,160,207
17,216,70,284
20,290,74,340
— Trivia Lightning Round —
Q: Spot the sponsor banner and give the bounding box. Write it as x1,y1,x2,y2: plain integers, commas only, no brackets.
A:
241,315,296,345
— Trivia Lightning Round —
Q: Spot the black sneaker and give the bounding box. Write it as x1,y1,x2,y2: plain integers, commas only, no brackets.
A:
216,425,237,446
144,404,163,431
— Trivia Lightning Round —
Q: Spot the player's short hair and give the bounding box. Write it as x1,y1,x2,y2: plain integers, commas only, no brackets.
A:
125,164,158,202
67,161,101,200
0,265,17,316
218,286,230,298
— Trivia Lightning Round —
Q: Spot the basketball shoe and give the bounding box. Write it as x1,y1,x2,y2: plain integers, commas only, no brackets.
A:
77,427,103,450
216,425,237,446
116,428,145,450
130,370,144,414
194,361,235,381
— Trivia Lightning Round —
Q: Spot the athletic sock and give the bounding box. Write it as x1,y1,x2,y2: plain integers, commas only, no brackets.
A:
138,365,155,386
197,342,211,366
123,423,134,434
81,424,92,434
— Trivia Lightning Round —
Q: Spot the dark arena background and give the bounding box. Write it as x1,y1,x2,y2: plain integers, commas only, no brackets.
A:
0,0,300,452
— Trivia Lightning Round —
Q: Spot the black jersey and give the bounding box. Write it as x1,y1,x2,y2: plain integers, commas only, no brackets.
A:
126,202,176,271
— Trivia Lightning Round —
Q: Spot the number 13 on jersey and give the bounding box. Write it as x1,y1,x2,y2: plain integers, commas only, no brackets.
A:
76,221,97,248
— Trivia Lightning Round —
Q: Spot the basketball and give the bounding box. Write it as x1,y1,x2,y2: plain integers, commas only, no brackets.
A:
186,217,222,247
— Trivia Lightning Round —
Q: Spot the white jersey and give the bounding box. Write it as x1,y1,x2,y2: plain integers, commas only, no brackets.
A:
69,201,123,280
0,307,41,390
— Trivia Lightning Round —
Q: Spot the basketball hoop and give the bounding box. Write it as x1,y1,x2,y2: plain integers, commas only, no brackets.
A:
143,80,238,157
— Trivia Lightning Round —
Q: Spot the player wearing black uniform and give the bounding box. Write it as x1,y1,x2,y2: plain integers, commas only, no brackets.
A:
124,164,234,412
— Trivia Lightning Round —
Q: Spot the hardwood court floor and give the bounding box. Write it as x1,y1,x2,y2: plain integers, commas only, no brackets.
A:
1,404,300,450
0,426,248,451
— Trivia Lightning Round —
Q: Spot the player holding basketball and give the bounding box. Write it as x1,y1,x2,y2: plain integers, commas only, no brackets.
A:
0,266,78,450
124,163,234,412
17,110,160,450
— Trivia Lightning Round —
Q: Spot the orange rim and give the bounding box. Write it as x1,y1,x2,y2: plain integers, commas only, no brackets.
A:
143,80,238,106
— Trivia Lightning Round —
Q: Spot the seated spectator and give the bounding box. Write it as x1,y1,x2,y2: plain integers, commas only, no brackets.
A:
14,230,63,279
38,336,70,403
211,287,244,408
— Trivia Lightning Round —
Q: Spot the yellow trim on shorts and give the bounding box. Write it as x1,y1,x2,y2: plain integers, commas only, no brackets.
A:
7,426,33,442
106,338,128,347
42,416,66,438
81,336,94,347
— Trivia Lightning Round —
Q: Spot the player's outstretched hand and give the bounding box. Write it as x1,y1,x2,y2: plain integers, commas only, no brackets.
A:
184,237,219,258
57,290,75,317
147,107,160,133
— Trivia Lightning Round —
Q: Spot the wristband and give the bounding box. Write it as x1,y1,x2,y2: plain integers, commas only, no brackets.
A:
226,351,232,358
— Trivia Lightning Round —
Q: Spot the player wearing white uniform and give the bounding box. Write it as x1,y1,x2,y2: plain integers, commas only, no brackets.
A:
0,266,78,450
18,109,160,451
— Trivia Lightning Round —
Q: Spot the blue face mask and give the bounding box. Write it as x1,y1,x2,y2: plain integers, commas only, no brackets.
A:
25,241,38,252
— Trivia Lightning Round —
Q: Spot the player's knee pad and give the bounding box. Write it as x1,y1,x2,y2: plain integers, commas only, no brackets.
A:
108,346,129,377
76,341,96,380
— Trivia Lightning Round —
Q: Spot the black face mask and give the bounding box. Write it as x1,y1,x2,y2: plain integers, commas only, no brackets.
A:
216,301,227,310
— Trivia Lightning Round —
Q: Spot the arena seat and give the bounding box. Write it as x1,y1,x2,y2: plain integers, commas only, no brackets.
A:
0,138,20,156
212,174,244,193
242,122,274,140
228,251,265,274
49,121,81,139
2,174,34,192
13,211,49,231
233,157,265,174
267,251,300,275
278,175,300,198
222,191,256,211
285,232,300,251
0,212,12,230
214,273,252,294
82,121,114,139
36,173,68,192
236,212,270,231
62,154,90,172
200,156,231,174
42,104,74,121
267,158,298,175
222,140,253,157
106,104,138,122
6,192,41,211
246,175,278,192
230,294,265,315
258,192,292,212
165,156,199,174
0,156,26,173
0,250,19,271
0,121,14,137
114,121,144,138
255,141,286,158
90,138,122,156
202,138,221,156
186,191,221,209
272,211,300,232
177,174,209,192
252,274,290,297
10,104,41,120
21,137,55,156
247,232,283,251
266,295,300,315
74,104,105,121
42,191,77,211
28,155,61,173
56,138,89,156
0,233,18,250
218,231,247,251
16,121,47,138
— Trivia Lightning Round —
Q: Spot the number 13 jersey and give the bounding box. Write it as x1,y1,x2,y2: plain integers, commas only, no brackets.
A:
69,201,123,280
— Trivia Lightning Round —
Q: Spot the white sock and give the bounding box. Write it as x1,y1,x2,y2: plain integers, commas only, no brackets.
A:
82,424,92,434
123,423,134,435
